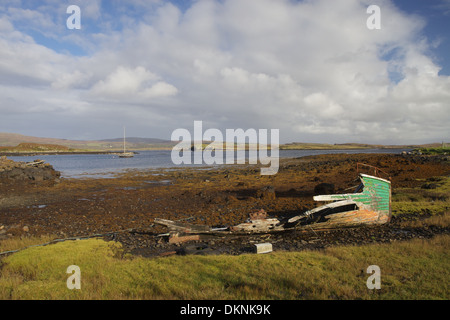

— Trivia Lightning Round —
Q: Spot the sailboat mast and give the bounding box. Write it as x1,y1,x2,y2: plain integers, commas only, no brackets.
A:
123,127,126,153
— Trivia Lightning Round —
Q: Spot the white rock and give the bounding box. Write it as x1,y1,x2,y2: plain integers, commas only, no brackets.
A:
254,243,273,254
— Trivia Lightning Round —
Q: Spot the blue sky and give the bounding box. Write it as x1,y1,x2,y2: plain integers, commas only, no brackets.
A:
392,0,450,76
0,0,449,144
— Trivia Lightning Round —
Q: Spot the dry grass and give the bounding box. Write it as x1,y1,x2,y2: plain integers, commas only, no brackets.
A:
1,175,448,300
392,176,450,218
0,235,448,300
398,212,450,228
0,235,59,255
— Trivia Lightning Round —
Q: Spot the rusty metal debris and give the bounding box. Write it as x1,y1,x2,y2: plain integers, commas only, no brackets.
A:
154,165,392,244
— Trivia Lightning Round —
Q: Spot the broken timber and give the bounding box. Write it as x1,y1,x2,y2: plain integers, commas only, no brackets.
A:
153,218,214,243
154,218,211,234
154,168,392,243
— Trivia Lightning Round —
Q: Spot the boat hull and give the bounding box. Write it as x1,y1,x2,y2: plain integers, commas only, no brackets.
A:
154,171,392,242
118,152,134,158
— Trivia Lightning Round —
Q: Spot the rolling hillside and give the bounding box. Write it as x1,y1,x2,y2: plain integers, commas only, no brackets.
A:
0,133,176,151
0,132,446,152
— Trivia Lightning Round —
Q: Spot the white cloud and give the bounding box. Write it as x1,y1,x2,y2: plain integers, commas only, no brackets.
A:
0,0,449,143
303,93,345,119
6,7,56,29
51,70,92,90
90,66,178,101
92,66,157,96
141,81,178,99
0,22,69,86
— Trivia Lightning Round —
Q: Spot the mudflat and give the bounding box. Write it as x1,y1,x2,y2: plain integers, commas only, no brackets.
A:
0,153,448,257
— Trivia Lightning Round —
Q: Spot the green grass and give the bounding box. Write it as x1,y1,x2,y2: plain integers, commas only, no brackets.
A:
280,143,371,150
392,176,450,217
0,235,448,300
414,147,450,155
0,143,72,152
1,176,449,300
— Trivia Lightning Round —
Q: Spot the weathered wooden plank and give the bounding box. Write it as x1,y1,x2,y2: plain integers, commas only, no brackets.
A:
313,174,391,217
288,199,357,223
230,218,282,233
153,172,392,238
295,209,383,230
168,233,204,244
154,218,211,233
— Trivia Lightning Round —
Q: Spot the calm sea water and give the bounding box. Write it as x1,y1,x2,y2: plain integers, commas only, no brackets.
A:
8,148,410,178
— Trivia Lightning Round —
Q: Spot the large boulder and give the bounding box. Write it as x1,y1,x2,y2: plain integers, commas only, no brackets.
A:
0,156,60,185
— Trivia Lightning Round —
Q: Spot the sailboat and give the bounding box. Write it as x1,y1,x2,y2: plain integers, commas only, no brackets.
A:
119,127,134,158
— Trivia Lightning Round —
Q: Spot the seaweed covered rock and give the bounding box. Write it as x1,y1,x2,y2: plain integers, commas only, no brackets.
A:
0,156,60,185
256,185,276,200
314,182,335,195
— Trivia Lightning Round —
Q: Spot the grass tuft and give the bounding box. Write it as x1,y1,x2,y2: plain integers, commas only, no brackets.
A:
0,235,448,300
392,176,450,217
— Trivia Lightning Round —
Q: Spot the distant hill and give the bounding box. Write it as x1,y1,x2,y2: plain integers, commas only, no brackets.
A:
280,142,447,150
0,132,75,147
100,137,170,143
98,137,177,150
0,132,176,151
0,142,71,152
0,132,446,152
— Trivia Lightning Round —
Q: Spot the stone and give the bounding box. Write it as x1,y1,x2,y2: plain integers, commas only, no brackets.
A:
254,243,273,254
314,183,335,195
256,186,276,200
0,157,60,185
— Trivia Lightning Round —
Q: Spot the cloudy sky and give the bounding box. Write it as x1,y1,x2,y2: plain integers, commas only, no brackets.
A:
0,0,449,144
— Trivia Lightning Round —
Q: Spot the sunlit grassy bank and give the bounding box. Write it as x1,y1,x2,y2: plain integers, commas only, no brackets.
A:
414,147,450,155
392,176,449,218
1,172,448,300
0,233,448,300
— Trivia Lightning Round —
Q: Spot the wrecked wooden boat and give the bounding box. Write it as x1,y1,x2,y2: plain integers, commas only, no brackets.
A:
286,173,392,230
155,166,392,243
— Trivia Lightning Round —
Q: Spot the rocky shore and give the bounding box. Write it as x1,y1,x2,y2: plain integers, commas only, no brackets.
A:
0,156,60,185
0,153,448,256
0,151,121,157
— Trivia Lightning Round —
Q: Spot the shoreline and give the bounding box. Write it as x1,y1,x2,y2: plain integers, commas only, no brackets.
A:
1,153,448,245
0,147,411,157
1,149,416,180
0,150,141,156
